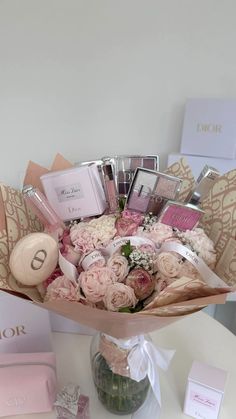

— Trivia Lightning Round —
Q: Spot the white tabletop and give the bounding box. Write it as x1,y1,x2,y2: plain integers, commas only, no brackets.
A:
4,311,236,419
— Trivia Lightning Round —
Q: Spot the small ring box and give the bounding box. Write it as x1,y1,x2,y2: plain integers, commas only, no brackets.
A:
184,360,227,419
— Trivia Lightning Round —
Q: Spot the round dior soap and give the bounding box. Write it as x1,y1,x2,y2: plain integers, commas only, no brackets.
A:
9,232,58,286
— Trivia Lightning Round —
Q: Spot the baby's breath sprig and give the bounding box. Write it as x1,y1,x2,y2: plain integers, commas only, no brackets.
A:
142,213,158,231
129,249,154,273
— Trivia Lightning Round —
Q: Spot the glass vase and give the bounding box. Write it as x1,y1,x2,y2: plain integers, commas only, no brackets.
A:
90,333,150,415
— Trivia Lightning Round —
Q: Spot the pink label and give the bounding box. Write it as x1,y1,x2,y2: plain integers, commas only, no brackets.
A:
190,391,217,411
160,205,201,230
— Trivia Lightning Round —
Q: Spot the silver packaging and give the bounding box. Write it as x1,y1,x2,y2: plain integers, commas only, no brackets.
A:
186,165,220,205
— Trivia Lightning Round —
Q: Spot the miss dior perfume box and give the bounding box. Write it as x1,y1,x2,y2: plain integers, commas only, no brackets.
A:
40,165,107,221
180,98,236,159
184,361,227,419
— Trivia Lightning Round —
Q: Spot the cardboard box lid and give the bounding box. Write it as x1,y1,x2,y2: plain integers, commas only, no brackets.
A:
189,360,227,393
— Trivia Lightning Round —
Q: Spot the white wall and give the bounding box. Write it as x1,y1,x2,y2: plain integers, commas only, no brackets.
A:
1,0,236,188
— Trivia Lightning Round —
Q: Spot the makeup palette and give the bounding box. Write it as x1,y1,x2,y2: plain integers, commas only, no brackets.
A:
126,168,182,215
112,155,159,196
157,200,204,231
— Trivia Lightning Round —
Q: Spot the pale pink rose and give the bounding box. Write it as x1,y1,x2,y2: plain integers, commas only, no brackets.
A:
79,267,116,303
103,283,138,311
44,275,81,302
70,225,95,253
70,216,117,251
125,268,155,300
61,244,81,265
155,273,176,293
122,210,144,226
178,228,217,268
155,252,182,277
137,244,156,254
178,260,202,280
88,215,117,247
107,255,130,282
115,217,138,237
61,228,72,246
138,222,174,247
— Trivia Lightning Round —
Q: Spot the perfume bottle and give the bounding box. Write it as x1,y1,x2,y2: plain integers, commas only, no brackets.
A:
22,185,65,232
101,162,118,213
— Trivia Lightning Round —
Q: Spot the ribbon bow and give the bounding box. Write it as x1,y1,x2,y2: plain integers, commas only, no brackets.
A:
104,334,175,419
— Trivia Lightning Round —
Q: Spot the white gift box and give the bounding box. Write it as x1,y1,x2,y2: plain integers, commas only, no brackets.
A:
167,153,236,180
184,360,227,419
180,98,236,159
0,292,52,352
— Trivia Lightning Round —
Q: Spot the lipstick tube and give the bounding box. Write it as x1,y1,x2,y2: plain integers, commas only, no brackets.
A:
101,162,118,213
186,165,220,205
22,185,65,232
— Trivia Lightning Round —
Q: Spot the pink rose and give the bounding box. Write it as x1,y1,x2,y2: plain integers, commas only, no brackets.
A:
139,222,174,247
61,244,81,265
178,228,216,268
178,260,202,280
79,267,116,303
125,268,155,300
70,226,95,254
155,252,182,277
107,255,130,282
122,210,144,226
44,275,81,302
103,283,138,311
115,217,138,237
61,228,73,246
137,244,156,254
155,273,176,293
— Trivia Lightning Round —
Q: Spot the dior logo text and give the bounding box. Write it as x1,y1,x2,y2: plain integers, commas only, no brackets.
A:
31,249,47,270
197,123,222,134
68,206,80,214
0,325,26,339
6,396,26,407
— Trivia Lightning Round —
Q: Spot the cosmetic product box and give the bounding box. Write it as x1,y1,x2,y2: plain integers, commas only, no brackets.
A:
126,168,182,215
77,155,159,197
112,155,159,196
184,360,227,419
167,153,236,180
0,352,57,417
0,292,52,353
40,165,107,221
180,98,236,159
157,201,204,231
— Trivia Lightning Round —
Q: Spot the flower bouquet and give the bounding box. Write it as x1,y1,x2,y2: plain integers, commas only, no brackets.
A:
0,154,234,417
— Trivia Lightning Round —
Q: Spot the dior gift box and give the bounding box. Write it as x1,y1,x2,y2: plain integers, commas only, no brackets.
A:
180,98,236,159
0,352,57,417
0,292,57,416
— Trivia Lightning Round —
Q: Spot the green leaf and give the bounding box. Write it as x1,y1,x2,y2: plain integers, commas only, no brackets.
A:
118,197,126,212
121,240,132,259
118,307,131,313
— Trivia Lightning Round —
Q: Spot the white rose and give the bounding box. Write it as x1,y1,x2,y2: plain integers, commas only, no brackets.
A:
103,283,138,311
107,255,129,282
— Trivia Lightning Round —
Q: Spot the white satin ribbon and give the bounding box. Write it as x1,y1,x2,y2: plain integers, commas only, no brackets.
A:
103,334,175,419
159,242,229,289
105,236,156,256
58,251,79,282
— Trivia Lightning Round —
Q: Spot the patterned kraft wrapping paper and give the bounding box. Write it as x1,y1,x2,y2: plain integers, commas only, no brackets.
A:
0,155,232,339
